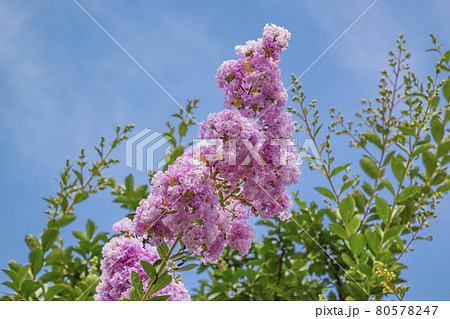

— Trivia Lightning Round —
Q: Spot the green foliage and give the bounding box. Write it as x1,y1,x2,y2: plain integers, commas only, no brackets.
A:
1,125,133,301
195,35,450,301
149,99,198,178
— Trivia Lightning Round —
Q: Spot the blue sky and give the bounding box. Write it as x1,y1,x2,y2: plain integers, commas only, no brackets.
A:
0,0,449,300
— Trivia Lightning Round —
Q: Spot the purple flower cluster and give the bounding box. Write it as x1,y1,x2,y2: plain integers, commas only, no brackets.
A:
95,236,190,301
96,24,300,301
131,24,298,260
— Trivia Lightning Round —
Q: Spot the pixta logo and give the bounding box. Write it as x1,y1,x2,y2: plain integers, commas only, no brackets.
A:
126,129,171,173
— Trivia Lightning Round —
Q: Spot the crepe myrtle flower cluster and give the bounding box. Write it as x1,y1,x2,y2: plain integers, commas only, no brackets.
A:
95,236,190,301
95,24,300,300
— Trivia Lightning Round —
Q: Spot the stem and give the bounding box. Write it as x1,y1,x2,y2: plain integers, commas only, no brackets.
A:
294,88,341,204
141,234,182,301
63,139,117,216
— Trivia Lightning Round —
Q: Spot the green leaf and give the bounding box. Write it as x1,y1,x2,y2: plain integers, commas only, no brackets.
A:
444,51,450,63
3,269,20,290
45,247,65,263
58,213,76,227
380,178,395,195
149,274,172,295
347,282,367,300
148,295,171,301
398,185,421,201
44,284,68,300
397,125,415,136
348,215,361,234
42,228,59,253
171,251,192,261
315,187,336,202
330,164,350,177
365,230,381,254
339,196,355,223
360,156,379,179
21,280,40,299
412,143,434,158
86,219,96,240
131,271,143,297
341,253,355,267
29,248,43,277
25,235,40,251
384,225,404,242
173,263,198,272
375,197,391,224
179,122,188,137
129,286,140,301
330,223,347,240
362,182,374,196
74,191,88,204
437,138,450,157
157,242,169,259
140,260,156,283
125,174,134,194
422,151,437,175
40,271,64,283
72,230,88,241
443,78,450,102
390,156,405,183
363,131,382,149
357,264,372,277
349,233,366,256
430,116,444,143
